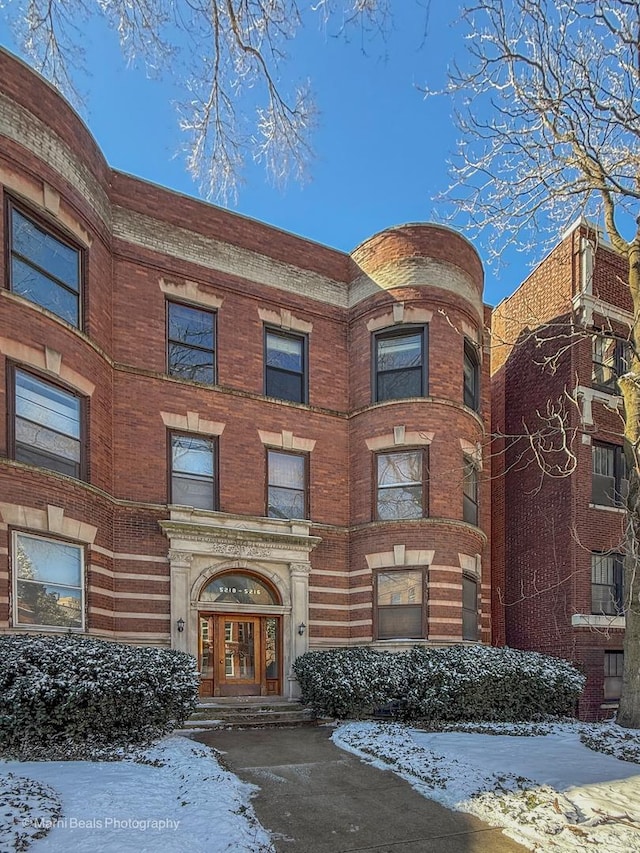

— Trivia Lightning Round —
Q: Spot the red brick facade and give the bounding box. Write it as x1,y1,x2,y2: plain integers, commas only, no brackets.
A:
0,50,490,698
492,223,629,720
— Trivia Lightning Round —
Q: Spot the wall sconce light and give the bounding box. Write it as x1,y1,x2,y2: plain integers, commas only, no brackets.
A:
298,622,306,636
177,618,185,633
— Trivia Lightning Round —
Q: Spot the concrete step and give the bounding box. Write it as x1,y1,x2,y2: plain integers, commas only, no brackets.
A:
179,699,318,730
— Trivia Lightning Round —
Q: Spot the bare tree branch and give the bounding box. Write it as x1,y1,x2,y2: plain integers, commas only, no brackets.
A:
5,0,398,200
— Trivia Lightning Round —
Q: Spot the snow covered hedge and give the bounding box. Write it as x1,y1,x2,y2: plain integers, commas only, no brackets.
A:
293,645,585,721
0,635,199,759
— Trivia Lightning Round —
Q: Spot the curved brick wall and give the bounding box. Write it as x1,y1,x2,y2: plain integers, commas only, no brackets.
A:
0,49,490,660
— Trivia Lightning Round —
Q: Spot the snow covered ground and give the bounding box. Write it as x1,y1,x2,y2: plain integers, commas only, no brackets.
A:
4,721,640,852
334,721,640,852
0,736,273,853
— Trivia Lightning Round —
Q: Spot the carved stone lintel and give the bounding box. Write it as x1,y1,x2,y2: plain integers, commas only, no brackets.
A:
168,550,193,565
289,562,311,578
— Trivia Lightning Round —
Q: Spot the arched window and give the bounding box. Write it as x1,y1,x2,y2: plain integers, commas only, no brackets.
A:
200,572,280,606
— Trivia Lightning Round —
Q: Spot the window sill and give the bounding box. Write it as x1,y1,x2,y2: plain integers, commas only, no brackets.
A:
591,385,622,398
589,503,626,514
571,614,625,628
10,624,86,634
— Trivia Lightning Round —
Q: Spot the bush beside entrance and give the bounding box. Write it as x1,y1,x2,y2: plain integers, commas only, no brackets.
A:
293,645,585,721
0,634,199,759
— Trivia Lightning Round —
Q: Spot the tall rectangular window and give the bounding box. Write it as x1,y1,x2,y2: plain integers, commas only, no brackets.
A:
376,569,425,639
592,442,627,508
604,651,624,701
8,203,82,327
463,339,480,411
265,329,307,403
170,433,217,510
592,335,629,394
13,368,83,479
374,327,427,402
463,457,479,525
376,449,427,520
591,553,624,616
13,532,84,629
462,574,479,640
167,302,216,383
267,450,308,519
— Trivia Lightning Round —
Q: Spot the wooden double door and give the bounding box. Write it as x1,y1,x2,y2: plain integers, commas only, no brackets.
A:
199,613,281,697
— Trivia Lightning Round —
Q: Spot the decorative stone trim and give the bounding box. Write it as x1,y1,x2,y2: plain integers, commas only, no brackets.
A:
460,439,482,469
588,503,625,514
365,428,434,451
258,307,312,334
366,306,433,332
159,277,223,309
161,411,225,436
571,614,625,629
575,385,623,426
0,163,96,245
115,207,348,308
365,548,435,569
90,565,169,583
42,183,60,215
572,292,632,329
0,337,95,396
0,502,97,544
462,321,480,344
258,429,316,452
90,544,169,563
90,607,168,620
459,553,481,576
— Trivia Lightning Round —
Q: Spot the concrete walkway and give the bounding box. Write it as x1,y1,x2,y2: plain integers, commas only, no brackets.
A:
193,726,527,853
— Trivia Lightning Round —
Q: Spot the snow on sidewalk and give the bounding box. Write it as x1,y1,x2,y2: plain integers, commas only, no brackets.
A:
1,736,274,853
333,721,640,852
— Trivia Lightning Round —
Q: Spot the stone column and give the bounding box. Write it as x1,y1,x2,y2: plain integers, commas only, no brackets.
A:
169,550,193,654
288,561,311,698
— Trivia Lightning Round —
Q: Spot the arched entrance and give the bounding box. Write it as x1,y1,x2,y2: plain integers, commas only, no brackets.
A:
198,571,283,697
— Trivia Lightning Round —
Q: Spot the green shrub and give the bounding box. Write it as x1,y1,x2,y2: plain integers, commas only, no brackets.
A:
0,634,199,759
293,645,584,722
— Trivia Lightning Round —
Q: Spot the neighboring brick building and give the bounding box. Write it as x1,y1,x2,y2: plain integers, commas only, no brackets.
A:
492,219,629,720
0,49,491,698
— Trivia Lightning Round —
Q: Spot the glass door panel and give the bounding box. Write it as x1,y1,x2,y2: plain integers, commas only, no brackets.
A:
224,620,256,681
199,616,215,696
215,616,262,695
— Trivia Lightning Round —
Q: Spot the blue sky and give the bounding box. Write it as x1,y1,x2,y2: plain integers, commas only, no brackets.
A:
0,2,536,306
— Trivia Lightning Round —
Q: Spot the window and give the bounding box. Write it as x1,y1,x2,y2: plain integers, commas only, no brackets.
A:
167,302,215,383
267,450,307,519
462,574,479,640
373,327,427,402
591,553,624,616
604,651,624,702
463,457,479,525
12,368,83,479
463,339,480,410
200,572,280,605
592,443,627,508
8,203,82,327
376,569,425,639
264,329,307,403
376,450,427,520
170,433,217,510
13,532,84,629
592,335,629,394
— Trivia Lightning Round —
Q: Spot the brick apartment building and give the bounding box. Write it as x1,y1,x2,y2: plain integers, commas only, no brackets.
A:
0,49,491,699
492,220,630,720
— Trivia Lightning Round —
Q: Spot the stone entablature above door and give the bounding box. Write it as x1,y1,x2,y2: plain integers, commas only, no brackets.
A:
160,508,320,698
